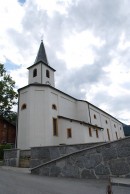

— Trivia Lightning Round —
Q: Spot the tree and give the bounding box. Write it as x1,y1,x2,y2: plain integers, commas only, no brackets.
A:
0,64,18,122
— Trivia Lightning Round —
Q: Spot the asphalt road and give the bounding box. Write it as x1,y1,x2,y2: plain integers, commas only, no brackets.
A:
0,167,129,194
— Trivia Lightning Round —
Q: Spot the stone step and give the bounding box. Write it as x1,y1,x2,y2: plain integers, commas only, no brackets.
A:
111,177,130,187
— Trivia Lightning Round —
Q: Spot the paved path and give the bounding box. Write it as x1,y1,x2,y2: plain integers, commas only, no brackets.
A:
0,166,130,194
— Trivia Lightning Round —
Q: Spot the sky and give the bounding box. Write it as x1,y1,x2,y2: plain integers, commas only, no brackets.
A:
0,0,130,124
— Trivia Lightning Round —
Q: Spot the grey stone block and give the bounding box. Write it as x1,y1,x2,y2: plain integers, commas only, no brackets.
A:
117,147,130,158
84,154,102,169
66,155,76,166
66,147,77,154
62,164,79,178
109,159,130,175
30,159,41,168
56,160,65,168
49,148,60,160
81,169,96,179
127,156,130,165
118,141,130,148
90,154,102,167
31,148,50,160
102,148,117,161
58,147,67,155
96,147,102,153
10,159,16,167
50,166,61,177
4,150,17,159
95,164,110,175
39,167,50,176
31,168,40,175
75,156,85,169
4,160,9,166
126,173,130,178
20,150,30,158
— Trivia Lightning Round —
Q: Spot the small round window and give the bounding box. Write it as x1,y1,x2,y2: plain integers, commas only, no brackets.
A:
21,104,27,110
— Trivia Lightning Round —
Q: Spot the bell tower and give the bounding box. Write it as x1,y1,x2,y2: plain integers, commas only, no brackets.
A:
27,40,56,87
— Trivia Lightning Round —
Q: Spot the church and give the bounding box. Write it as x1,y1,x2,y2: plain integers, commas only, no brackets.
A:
17,41,124,149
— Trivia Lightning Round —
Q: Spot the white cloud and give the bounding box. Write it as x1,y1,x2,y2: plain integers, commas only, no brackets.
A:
57,30,105,69
0,0,130,125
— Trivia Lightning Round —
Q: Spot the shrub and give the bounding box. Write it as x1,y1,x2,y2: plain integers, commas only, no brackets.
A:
0,144,12,160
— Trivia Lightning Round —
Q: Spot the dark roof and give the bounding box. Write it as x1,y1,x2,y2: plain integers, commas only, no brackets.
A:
0,115,16,127
18,83,123,124
27,41,56,72
34,40,48,65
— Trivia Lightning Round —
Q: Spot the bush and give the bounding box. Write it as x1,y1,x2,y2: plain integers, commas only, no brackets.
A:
0,144,12,160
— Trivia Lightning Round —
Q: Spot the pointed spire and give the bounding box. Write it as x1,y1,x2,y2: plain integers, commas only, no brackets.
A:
34,40,49,65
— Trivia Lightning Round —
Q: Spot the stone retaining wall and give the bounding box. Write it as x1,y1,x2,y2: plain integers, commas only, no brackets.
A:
30,142,103,168
4,149,20,167
4,149,31,167
31,137,130,179
19,150,31,168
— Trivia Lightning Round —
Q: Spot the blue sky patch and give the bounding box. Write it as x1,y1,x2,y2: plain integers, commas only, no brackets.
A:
18,0,26,4
5,59,19,72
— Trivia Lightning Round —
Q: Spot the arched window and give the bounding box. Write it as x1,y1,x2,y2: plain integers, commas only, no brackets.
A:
52,104,57,110
94,114,96,119
33,68,37,77
21,103,27,110
46,69,50,78
106,120,108,124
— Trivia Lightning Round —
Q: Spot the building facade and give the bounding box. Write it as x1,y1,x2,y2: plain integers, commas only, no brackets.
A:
17,41,124,149
0,116,16,144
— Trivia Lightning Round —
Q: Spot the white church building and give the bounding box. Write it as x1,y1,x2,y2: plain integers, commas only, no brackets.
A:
17,41,124,149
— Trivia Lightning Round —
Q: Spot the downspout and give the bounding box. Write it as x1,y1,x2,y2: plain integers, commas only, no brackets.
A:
15,92,20,148
88,103,91,124
41,63,42,84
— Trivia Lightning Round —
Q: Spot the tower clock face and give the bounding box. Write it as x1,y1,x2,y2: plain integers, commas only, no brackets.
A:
46,81,51,85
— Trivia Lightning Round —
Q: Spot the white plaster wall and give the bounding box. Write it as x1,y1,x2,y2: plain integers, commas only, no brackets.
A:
89,108,101,126
28,87,54,147
110,119,124,140
28,64,41,84
58,119,103,144
28,63,55,86
58,96,77,119
17,84,124,149
42,65,55,87
100,115,113,142
118,124,125,138
76,101,90,122
17,89,30,149
88,104,124,141
50,92,59,145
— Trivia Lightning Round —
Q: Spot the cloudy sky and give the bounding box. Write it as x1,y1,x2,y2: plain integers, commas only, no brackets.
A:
0,0,130,124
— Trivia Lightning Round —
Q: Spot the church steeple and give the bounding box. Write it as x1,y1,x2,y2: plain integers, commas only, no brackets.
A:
27,40,55,87
34,40,48,65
